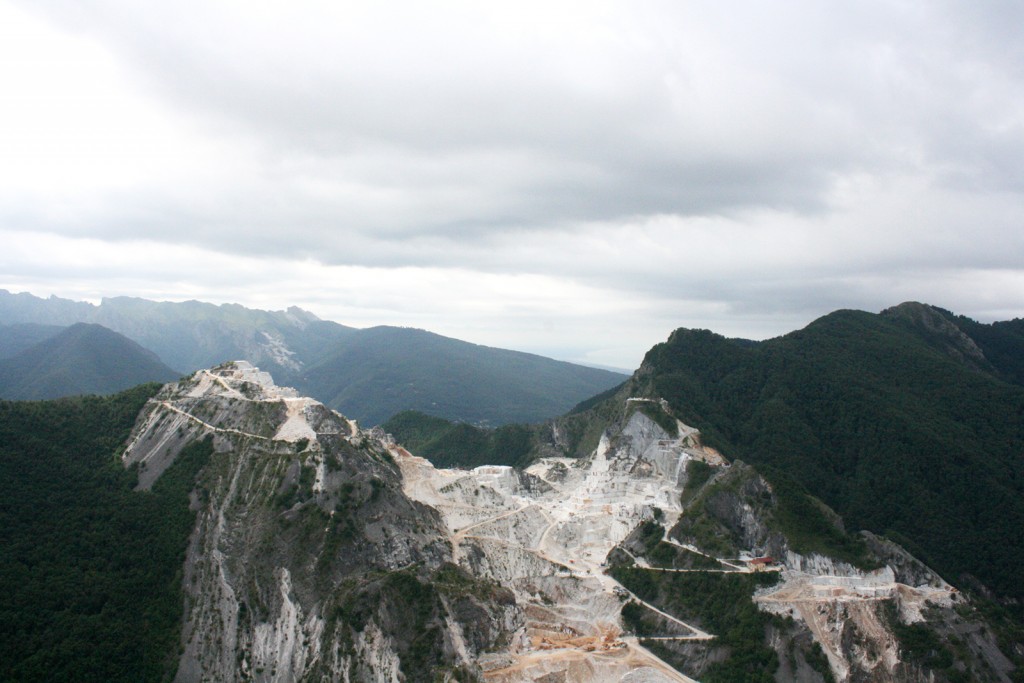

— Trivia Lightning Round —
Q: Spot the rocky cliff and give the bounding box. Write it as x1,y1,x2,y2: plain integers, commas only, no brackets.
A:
123,362,516,682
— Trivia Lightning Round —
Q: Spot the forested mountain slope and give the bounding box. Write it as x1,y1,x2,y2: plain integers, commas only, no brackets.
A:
0,384,208,681
0,323,64,358
0,323,180,400
2,350,1021,681
635,303,1024,612
301,325,626,426
387,302,1024,622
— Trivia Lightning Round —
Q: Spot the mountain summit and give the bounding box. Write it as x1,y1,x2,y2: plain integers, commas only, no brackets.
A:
0,322,179,399
632,303,1024,614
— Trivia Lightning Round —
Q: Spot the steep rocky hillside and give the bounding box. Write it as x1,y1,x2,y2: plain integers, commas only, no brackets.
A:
394,391,1017,681
2,356,1019,681
613,458,1016,682
122,362,517,682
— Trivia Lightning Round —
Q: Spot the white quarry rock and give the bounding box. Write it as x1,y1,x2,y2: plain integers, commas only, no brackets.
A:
258,331,303,372
756,552,960,681
395,409,713,682
273,397,318,443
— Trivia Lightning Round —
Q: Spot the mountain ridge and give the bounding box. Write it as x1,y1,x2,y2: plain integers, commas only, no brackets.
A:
300,324,627,426
0,322,180,400
387,302,1024,623
0,290,627,425
121,362,1024,680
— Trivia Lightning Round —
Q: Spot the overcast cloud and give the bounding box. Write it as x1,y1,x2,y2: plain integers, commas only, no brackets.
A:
1,0,1023,369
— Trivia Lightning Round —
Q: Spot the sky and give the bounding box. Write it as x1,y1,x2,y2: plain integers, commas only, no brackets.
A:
1,1,1023,370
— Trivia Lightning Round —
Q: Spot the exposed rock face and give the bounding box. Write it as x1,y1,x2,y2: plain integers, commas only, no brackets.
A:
123,362,514,682
666,462,1013,682
397,401,727,682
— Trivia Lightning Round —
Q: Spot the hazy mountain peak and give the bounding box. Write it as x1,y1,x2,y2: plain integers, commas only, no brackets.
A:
0,291,623,424
0,322,179,400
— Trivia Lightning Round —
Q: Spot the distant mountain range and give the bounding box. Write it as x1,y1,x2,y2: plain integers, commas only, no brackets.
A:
0,323,179,400
0,290,627,424
296,325,629,426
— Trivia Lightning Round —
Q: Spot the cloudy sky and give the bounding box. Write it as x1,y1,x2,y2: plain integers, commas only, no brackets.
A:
1,1,1022,369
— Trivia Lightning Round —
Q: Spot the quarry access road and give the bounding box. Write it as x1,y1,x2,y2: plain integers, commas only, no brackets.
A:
156,401,272,441
660,536,748,571
456,504,717,643
454,502,537,539
619,544,745,574
594,574,714,641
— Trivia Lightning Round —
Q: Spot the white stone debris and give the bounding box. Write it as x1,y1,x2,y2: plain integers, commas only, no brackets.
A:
394,408,716,682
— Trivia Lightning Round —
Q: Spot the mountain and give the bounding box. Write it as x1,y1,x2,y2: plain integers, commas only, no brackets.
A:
298,325,628,426
0,322,64,358
0,290,356,377
629,302,1024,615
0,290,627,425
1,360,1020,681
0,323,180,400
2,299,1021,680
382,410,537,469
0,289,94,325
0,289,352,377
890,302,1024,387
121,363,518,682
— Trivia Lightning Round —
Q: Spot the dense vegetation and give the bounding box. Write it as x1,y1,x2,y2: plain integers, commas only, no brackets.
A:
679,459,715,508
612,567,781,682
641,304,1024,611
383,410,537,468
0,323,64,359
671,461,880,570
332,564,508,683
938,312,1024,387
760,468,879,569
0,386,211,681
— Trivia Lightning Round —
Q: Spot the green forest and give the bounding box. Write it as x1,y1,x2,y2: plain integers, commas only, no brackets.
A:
382,409,536,468
0,386,211,682
641,306,1024,613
